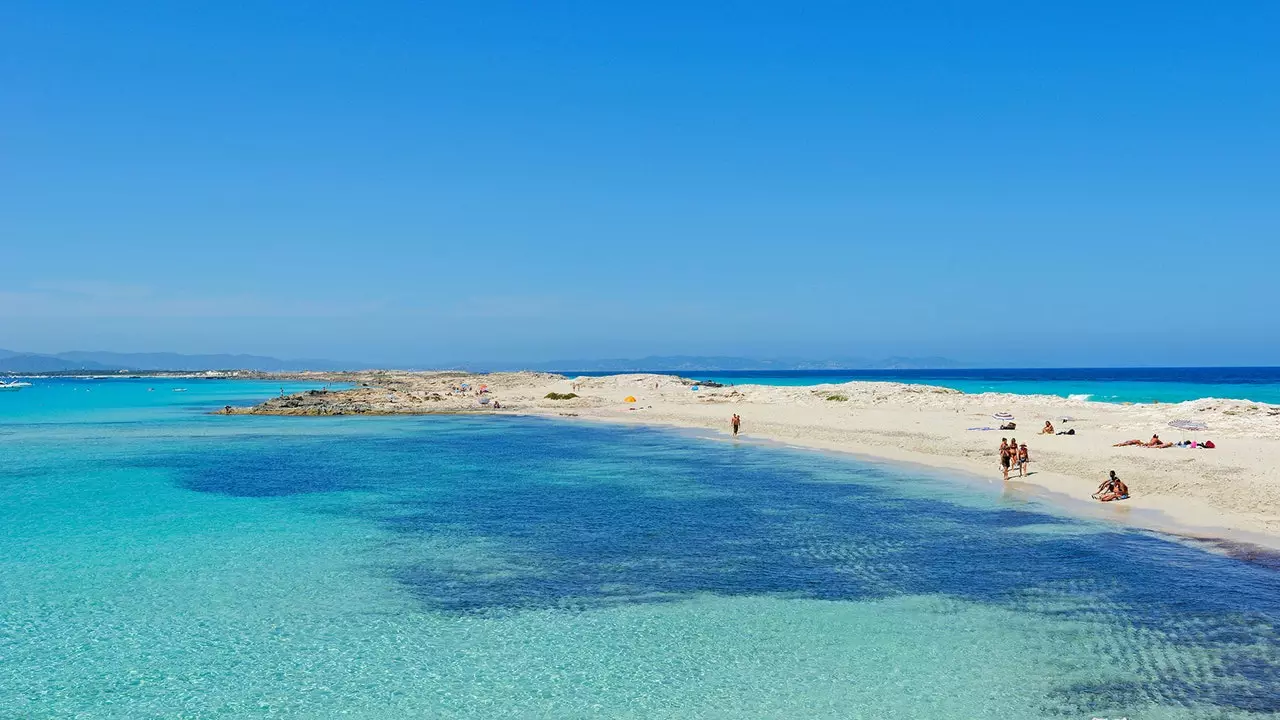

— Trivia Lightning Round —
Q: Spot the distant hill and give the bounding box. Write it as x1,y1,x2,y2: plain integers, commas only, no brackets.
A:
0,349,966,374
491,355,967,372
0,352,115,372
0,349,365,373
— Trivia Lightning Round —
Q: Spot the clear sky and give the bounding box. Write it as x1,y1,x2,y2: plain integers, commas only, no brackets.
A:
3,2,1278,366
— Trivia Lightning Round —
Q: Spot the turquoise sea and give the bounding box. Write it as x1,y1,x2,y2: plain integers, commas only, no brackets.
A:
3,378,1279,718
572,368,1280,405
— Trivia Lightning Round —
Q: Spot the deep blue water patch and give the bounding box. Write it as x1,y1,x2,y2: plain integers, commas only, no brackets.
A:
147,415,1280,715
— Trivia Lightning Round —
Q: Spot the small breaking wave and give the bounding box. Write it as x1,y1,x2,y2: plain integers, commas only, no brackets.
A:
1067,393,1092,401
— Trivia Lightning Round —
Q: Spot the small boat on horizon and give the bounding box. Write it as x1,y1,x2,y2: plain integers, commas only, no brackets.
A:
0,381,33,391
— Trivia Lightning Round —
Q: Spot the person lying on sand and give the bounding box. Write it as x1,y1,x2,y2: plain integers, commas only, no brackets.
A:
1115,434,1164,447
1041,421,1054,435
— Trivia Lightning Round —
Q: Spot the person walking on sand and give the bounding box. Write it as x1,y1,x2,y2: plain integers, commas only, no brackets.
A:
1017,443,1030,477
731,414,741,437
999,439,1012,481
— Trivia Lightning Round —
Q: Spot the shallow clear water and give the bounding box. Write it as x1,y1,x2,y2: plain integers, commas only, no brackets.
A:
571,367,1280,404
2,380,1278,718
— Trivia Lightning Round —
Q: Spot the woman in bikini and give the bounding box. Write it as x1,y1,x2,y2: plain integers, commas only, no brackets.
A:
1041,421,1054,435
999,439,1012,481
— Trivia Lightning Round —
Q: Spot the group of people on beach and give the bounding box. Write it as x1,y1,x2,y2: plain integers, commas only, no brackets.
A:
1113,433,1214,450
998,438,1030,481
1004,421,1133,503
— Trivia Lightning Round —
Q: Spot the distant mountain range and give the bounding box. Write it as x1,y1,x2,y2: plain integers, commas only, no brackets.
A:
0,349,365,373
488,355,967,372
1,349,966,374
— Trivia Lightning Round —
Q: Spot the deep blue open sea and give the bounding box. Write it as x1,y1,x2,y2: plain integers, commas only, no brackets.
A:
569,367,1280,404
2,378,1278,718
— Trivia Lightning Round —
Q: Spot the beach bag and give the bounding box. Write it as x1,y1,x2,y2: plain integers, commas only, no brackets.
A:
1203,440,1215,449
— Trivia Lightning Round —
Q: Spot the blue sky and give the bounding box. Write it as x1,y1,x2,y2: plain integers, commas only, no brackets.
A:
3,2,1277,366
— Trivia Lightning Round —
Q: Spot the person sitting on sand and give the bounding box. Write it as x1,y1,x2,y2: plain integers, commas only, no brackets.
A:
1017,443,1030,477
1093,471,1119,499
1041,421,1054,435
1096,471,1130,502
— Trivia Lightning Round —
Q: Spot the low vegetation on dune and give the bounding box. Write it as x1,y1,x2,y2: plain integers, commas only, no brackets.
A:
545,392,579,400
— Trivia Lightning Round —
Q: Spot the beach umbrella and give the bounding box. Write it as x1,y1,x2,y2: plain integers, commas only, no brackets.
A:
992,412,1014,421
1168,419,1207,431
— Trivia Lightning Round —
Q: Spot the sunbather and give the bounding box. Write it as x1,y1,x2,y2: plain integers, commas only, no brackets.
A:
1041,421,1054,435
1115,434,1164,447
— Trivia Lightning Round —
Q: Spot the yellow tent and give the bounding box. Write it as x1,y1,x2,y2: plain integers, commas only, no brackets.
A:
624,395,636,403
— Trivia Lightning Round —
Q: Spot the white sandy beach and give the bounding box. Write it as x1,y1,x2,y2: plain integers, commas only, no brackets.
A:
242,371,1280,547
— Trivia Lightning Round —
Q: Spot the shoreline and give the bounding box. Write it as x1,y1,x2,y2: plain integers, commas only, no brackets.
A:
548,412,1280,555
221,370,1280,550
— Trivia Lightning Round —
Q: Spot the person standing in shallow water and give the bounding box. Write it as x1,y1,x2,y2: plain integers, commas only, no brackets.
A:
731,414,741,437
